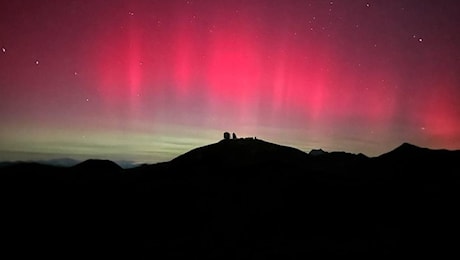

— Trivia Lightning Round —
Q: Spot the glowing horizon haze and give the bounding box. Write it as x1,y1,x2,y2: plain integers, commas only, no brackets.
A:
1,0,460,164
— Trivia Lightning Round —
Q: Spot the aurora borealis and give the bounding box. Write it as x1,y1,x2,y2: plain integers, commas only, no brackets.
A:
1,0,459,164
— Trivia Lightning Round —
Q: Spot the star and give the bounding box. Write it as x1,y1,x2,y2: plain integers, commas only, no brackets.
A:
35,60,39,65
1,47,5,53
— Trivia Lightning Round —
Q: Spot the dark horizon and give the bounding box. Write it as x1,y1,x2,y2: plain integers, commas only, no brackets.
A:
1,136,458,169
2,130,459,258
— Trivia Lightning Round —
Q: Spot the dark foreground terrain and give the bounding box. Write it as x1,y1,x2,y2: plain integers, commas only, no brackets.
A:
1,139,460,259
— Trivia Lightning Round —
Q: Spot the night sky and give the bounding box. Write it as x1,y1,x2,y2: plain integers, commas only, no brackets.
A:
1,0,459,164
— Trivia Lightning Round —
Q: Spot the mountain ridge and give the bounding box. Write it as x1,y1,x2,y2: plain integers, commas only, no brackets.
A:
170,138,308,168
1,139,459,258
1,141,459,169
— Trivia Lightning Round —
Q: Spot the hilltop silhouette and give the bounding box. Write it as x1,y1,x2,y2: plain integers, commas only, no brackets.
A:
171,138,307,168
1,137,459,259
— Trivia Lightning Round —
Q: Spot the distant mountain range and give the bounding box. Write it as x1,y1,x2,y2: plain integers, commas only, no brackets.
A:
1,138,459,259
3,139,455,169
0,157,140,169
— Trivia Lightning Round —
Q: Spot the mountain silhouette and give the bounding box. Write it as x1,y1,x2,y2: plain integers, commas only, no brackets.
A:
171,138,308,169
375,142,460,175
309,148,327,156
72,159,122,172
1,140,459,259
379,142,431,158
379,142,460,161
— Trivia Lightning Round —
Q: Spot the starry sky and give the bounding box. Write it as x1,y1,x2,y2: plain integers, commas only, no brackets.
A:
1,0,459,164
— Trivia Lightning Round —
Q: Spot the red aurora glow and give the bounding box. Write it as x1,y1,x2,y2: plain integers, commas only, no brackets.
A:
1,0,459,161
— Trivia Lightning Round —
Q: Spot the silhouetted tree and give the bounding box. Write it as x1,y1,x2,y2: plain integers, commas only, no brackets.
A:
232,132,237,139
223,132,230,140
